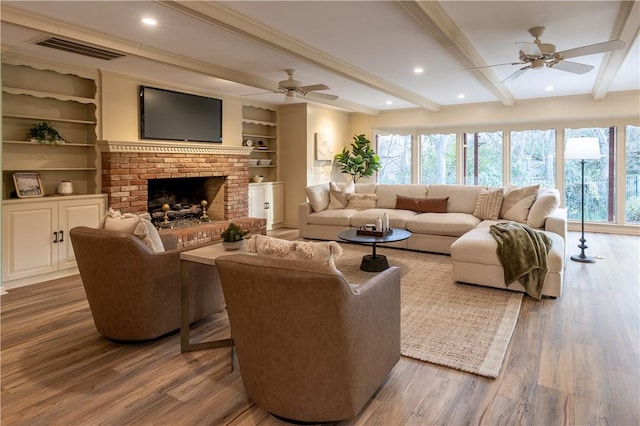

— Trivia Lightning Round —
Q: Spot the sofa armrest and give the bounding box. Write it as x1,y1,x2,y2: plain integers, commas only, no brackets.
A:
545,208,567,240
160,233,178,250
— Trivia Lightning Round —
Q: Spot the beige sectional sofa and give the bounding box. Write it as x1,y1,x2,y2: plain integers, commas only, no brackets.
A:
299,182,566,298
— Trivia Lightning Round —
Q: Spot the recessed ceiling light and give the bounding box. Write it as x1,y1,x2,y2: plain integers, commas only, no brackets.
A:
414,67,424,74
457,94,465,99
545,85,554,91
386,100,393,105
142,17,157,26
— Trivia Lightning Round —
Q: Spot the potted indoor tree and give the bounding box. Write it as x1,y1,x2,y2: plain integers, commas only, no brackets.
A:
27,121,65,145
221,222,248,250
334,134,381,183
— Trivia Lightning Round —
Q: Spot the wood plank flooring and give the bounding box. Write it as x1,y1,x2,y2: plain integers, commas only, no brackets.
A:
1,231,638,425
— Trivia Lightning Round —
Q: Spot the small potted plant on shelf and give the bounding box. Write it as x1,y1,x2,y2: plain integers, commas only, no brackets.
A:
221,222,249,250
27,121,65,145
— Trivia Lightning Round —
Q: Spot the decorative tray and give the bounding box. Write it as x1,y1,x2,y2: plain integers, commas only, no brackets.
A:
356,228,393,237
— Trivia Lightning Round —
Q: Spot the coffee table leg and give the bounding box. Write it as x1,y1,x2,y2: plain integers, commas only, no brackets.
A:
360,242,389,272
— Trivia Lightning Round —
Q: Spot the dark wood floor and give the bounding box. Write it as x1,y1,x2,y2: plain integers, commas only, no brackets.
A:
1,231,638,425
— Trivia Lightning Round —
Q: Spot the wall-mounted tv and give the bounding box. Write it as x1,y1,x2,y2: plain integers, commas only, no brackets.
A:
139,86,222,143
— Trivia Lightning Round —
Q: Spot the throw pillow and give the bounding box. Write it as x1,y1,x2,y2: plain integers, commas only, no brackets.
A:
103,208,165,253
305,183,330,212
347,193,377,210
418,197,449,213
328,181,354,210
395,195,420,212
247,234,343,268
527,188,560,228
473,188,504,220
500,184,540,223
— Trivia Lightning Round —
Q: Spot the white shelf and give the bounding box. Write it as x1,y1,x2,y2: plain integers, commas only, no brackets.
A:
3,140,94,147
3,86,96,105
242,119,276,127
249,165,276,168
3,113,96,125
242,133,277,139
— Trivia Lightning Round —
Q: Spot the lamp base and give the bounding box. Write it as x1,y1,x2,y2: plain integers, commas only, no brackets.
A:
570,253,596,263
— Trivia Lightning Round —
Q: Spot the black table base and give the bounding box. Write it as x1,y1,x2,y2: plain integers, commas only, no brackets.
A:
360,254,389,272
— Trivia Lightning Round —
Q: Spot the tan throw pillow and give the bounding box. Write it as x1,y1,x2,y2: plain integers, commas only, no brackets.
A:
247,234,343,268
103,208,164,253
395,195,420,212
473,188,504,220
500,184,540,223
418,197,449,213
328,181,354,209
133,218,165,253
527,188,560,228
306,183,330,212
347,193,377,210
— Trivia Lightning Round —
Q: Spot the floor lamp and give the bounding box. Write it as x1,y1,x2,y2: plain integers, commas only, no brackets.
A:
565,137,601,263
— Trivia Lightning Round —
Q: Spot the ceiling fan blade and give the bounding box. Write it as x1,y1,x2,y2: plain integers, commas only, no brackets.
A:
464,62,524,71
516,42,542,57
305,91,338,101
549,60,594,74
557,39,625,59
501,66,530,83
299,83,330,92
242,90,280,97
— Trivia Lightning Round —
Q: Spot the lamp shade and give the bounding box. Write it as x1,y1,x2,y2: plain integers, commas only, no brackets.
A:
565,137,601,160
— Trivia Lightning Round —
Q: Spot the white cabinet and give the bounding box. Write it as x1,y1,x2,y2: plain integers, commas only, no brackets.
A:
2,195,107,287
248,182,284,230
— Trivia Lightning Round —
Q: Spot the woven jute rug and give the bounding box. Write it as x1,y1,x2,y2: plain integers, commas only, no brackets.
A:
334,243,523,379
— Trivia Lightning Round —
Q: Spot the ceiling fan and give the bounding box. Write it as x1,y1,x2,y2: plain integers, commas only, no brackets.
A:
246,69,338,101
467,27,625,83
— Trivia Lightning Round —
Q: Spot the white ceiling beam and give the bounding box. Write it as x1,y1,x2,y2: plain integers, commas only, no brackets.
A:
158,1,440,112
397,0,515,107
593,1,640,100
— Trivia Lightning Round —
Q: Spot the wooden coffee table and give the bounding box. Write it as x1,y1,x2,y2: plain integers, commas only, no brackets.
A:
338,228,411,272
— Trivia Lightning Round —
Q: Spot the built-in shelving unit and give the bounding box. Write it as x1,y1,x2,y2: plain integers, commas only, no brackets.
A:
242,105,278,182
2,61,100,199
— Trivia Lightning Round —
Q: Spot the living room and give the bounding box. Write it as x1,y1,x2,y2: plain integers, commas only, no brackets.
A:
2,1,639,425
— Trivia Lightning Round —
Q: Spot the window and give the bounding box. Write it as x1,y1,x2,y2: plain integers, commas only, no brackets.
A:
625,125,640,224
420,133,456,184
510,129,555,188
564,127,615,222
376,133,412,184
463,131,503,186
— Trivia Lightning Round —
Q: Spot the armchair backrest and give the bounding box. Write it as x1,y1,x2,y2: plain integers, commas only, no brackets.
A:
215,253,401,422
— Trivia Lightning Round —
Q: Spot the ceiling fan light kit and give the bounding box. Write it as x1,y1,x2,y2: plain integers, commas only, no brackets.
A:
468,26,625,83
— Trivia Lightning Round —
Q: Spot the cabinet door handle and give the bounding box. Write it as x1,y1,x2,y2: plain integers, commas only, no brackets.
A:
59,230,64,243
53,231,58,243
265,202,270,210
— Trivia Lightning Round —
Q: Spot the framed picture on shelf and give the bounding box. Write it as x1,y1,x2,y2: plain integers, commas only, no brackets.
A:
13,172,45,198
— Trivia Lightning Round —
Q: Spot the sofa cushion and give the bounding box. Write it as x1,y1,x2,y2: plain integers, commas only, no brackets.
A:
500,184,540,223
347,193,377,210
329,181,354,209
473,188,504,220
406,213,481,237
307,208,358,226
248,234,343,268
350,208,417,228
355,182,378,194
527,188,560,228
306,183,330,212
376,184,428,208
427,185,487,214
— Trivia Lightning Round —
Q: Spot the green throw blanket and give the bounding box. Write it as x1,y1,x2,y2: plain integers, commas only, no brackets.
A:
489,222,552,300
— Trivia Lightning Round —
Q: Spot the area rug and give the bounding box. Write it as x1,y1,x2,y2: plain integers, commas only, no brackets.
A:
334,243,523,379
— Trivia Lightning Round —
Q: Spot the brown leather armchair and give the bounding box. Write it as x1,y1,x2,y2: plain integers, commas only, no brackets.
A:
70,226,225,341
215,253,401,423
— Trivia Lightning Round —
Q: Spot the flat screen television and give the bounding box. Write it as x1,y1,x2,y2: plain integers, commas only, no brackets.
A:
139,86,222,143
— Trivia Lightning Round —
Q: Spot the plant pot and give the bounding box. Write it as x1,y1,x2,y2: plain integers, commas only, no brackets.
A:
221,240,244,251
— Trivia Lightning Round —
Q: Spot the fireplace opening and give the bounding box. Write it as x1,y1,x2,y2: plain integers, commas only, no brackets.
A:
148,176,225,226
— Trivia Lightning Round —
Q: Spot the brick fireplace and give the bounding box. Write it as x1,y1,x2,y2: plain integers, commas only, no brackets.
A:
99,140,266,247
